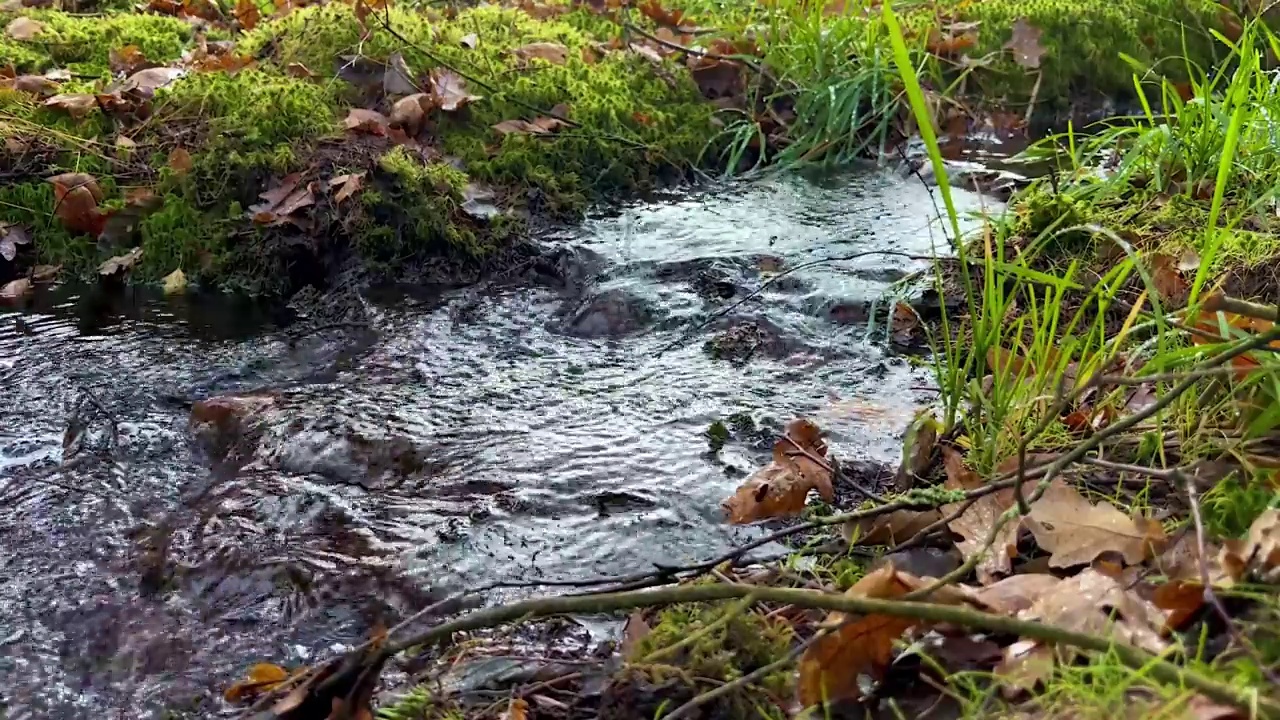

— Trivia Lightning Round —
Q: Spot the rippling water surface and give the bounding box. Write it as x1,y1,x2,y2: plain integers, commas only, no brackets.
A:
0,170,990,718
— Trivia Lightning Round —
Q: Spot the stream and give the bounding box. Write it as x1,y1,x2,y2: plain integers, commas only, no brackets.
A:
0,167,991,719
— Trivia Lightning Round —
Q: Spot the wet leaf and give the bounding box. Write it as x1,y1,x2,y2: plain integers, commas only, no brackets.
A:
109,45,154,75
994,639,1054,695
942,446,1018,584
970,574,1063,615
1004,17,1045,69
0,223,32,262
890,301,920,344
1026,479,1167,567
893,410,938,491
343,107,390,135
845,508,944,546
234,0,260,29
620,609,651,659
431,68,481,112
1150,580,1205,632
167,147,193,175
0,277,32,301
460,182,500,219
1019,567,1169,654
5,16,44,40
513,41,568,64
163,268,187,295
459,32,478,49
503,698,530,720
225,662,290,703
329,171,365,205
492,116,567,136
98,246,144,276
383,51,419,96
31,264,61,282
722,418,834,523
47,172,107,235
44,93,99,118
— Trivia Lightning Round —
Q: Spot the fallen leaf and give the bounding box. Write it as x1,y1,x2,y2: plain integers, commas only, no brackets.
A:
225,662,290,704
620,610,650,659
513,41,568,64
1026,479,1166,567
431,68,481,112
1,74,59,95
328,171,365,204
389,92,436,136
31,264,61,282
1004,18,1046,69
942,446,1018,584
343,108,390,135
459,32,478,49
109,45,154,75
1220,508,1280,583
722,418,834,523
44,93,99,118
994,639,1054,695
492,116,566,136
163,268,187,295
47,172,107,235
845,508,944,546
1185,695,1249,720
1176,247,1201,272
503,698,530,720
0,277,32,301
629,42,664,65
797,564,945,707
6,16,44,41
98,246,144,276
249,174,316,227
689,56,742,99
890,301,920,344
0,223,32,262
581,45,601,64
383,51,419,96
1150,580,1205,632
1020,567,1169,654
460,182,500,219
927,27,979,56
970,574,1063,615
115,135,138,157
284,62,314,78
168,147,193,175
1149,252,1189,306
122,66,184,94
893,410,938,491
987,345,1033,377
637,0,690,30
234,0,260,29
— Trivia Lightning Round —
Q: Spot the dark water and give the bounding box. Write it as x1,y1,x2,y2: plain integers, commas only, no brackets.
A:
0,169,990,719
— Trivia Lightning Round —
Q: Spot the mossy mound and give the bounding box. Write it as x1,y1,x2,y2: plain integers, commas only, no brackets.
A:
0,2,720,294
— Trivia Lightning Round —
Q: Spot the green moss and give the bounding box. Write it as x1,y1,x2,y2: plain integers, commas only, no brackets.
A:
0,10,192,75
0,180,92,273
365,147,480,259
137,194,230,282
156,69,339,149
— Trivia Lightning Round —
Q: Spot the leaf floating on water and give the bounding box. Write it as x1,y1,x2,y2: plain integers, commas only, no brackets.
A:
162,268,187,295
722,418,833,523
1004,17,1045,69
1026,479,1166,568
99,246,144,276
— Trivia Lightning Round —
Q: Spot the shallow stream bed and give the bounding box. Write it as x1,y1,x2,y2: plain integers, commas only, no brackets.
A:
0,168,989,718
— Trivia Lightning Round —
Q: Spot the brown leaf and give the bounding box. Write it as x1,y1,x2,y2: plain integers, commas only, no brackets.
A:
637,0,689,30
389,92,437,136
0,223,32,262
249,174,316,226
98,246,144,276
224,662,289,703
942,447,1018,584
492,116,567,136
1,73,59,95
581,45,601,64
47,172,107,235
1186,695,1249,720
619,610,650,659
893,411,937,491
1220,508,1280,583
31,264,61,282
797,564,938,707
1019,567,1169,654
431,68,481,112
503,698,530,720
1151,580,1205,632
109,45,154,75
969,573,1062,615
1004,18,1045,69
689,56,742,100
987,345,1033,377
234,0,260,29
629,42,664,65
722,418,834,523
845,508,944,546
43,93,99,118
383,51,419,96
328,171,365,204
122,66,184,93
167,147,193,175
343,108,390,135
994,639,1054,695
890,301,920,343
284,62,314,78
5,16,44,41
927,27,979,56
0,277,32,301
1026,479,1167,568
513,41,568,64
1149,252,1189,306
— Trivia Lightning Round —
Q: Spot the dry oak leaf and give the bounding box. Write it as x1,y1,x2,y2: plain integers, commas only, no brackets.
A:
942,446,1018,584
44,93,98,118
46,172,107,235
224,662,289,703
431,68,481,112
1220,507,1280,583
1,74,59,95
343,108,390,135
234,0,260,29
968,573,1063,615
328,171,365,205
1004,18,1046,69
98,246,144,276
1019,567,1169,655
492,116,566,136
512,41,569,64
797,564,960,707
6,16,44,40
722,418,833,524
249,173,316,226
844,508,944,546
1026,479,1166,568
121,66,184,94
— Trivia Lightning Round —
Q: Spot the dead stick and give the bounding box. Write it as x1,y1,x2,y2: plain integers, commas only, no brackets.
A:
377,584,1280,718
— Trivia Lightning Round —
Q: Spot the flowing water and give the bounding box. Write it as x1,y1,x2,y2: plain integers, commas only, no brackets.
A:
0,168,991,719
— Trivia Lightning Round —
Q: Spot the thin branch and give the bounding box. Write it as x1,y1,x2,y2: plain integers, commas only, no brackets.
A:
377,583,1280,718
622,21,781,88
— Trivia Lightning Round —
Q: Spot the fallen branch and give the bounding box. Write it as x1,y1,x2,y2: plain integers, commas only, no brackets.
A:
376,584,1280,718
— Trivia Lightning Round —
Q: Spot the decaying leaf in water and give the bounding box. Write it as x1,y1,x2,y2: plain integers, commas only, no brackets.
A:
224,662,289,703
6,16,44,40
162,268,187,295
99,246,144,276
513,41,568,64
797,564,950,707
942,447,1018,584
1004,18,1045,69
1220,508,1280,582
44,93,99,118
167,147,193,175
329,172,365,205
431,68,481,111
0,277,32,301
1026,479,1166,567
47,172,109,235
0,223,32,262
722,418,833,523
249,174,316,227
893,410,938,491
343,108,390,135
845,508,944,546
